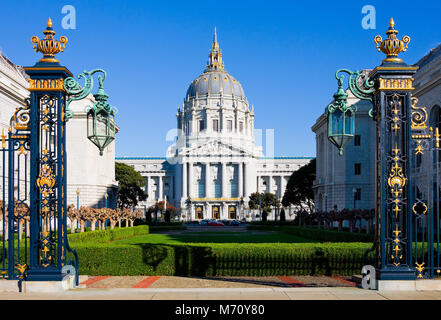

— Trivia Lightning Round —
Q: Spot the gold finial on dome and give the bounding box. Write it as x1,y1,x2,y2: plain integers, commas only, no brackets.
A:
374,18,410,64
206,27,224,72
31,18,68,64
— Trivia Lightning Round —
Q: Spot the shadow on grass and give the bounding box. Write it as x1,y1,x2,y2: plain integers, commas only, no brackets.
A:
132,244,343,278
135,243,216,277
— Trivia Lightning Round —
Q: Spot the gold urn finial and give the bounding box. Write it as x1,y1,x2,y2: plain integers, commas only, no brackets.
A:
374,18,410,64
31,18,68,64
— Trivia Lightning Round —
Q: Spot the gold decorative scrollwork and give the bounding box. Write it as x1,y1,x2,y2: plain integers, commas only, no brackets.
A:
411,97,428,130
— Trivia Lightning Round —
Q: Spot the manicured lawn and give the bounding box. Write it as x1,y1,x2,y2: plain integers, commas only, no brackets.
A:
112,231,315,245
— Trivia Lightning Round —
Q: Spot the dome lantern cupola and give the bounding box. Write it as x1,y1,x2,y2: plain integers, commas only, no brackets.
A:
206,27,224,72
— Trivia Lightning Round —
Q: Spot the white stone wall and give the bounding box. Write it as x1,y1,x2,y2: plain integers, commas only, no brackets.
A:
312,88,376,212
66,94,118,208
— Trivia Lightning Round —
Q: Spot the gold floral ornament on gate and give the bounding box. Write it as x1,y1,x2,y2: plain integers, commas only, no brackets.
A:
388,149,407,198
36,163,56,197
374,18,410,64
31,18,68,64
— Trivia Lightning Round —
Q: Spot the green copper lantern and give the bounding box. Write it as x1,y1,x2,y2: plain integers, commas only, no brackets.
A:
86,74,116,155
327,76,355,155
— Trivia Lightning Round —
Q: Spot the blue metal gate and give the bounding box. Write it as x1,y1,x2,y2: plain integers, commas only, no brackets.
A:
1,102,31,281
411,97,441,278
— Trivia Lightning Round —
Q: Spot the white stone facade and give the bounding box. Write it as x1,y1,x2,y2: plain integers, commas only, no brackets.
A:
117,30,312,220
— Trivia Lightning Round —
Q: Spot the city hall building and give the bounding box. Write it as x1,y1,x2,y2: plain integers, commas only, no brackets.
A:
117,30,313,220
312,44,441,212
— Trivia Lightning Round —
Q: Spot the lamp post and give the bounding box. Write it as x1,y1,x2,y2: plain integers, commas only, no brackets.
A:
76,188,80,232
326,18,419,281
104,192,108,229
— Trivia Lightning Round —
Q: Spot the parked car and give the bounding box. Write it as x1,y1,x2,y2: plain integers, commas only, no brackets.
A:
199,220,208,225
208,221,224,226
230,220,241,226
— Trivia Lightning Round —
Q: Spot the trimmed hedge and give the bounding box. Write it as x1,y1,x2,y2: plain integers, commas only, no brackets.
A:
67,242,375,276
247,225,374,243
67,225,149,244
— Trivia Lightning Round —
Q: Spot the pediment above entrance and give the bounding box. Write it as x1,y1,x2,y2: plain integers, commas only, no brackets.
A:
180,140,256,158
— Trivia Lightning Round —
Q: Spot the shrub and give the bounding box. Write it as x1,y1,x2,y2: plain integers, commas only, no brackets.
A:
67,242,375,276
247,225,374,243
67,225,149,244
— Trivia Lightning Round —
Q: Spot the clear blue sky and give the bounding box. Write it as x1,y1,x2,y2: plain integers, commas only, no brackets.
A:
1,0,440,157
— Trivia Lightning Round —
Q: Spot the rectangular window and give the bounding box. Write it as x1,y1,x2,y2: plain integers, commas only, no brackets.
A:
227,120,233,132
354,135,361,146
199,120,205,132
213,119,219,132
214,181,222,198
231,182,238,197
354,163,361,175
239,121,244,132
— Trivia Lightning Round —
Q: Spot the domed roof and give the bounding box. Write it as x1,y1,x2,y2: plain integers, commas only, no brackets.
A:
186,70,245,99
186,28,246,100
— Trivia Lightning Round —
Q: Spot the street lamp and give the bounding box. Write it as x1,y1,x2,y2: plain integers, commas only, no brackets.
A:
86,73,116,156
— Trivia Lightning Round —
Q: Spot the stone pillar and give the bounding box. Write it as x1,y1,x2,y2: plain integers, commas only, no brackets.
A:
182,163,187,199
222,162,227,198
188,162,193,198
159,176,163,200
281,176,287,199
268,176,273,194
243,163,248,197
205,163,210,198
238,162,243,198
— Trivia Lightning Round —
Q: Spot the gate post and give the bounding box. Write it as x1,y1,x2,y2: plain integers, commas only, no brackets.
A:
22,19,72,281
369,62,418,280
369,19,418,281
327,19,420,281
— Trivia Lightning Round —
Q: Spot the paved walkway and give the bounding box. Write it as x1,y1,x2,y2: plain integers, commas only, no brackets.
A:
1,286,441,300
79,275,358,289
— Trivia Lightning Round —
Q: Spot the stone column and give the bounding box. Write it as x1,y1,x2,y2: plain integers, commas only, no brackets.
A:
205,163,210,198
159,176,163,200
281,176,287,199
238,162,243,198
222,162,227,198
182,163,187,199
188,162,193,198
268,176,273,194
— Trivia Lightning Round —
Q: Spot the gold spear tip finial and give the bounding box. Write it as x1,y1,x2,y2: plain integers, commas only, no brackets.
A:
389,17,395,28
47,17,53,28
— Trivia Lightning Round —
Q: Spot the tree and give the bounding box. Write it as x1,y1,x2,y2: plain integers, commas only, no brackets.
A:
115,162,147,209
282,158,316,212
280,208,286,222
248,192,280,219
